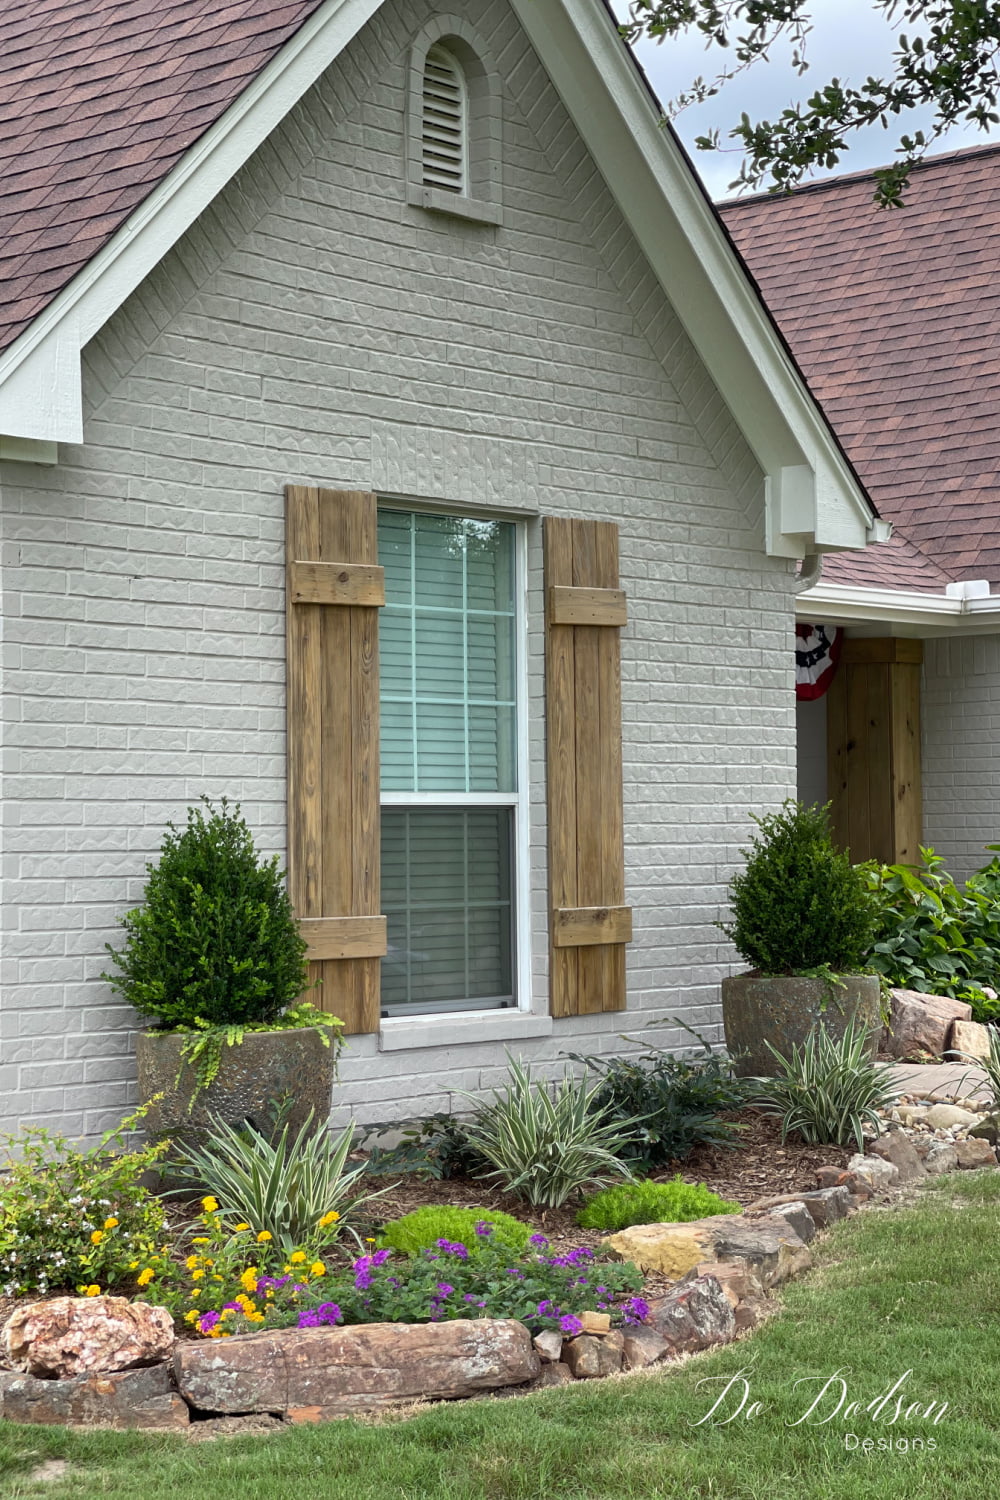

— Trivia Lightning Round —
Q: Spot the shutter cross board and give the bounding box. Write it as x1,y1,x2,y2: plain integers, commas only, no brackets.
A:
286,486,385,1035
544,517,631,1017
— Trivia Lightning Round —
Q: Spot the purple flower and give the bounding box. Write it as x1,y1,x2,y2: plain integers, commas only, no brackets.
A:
372,1249,392,1267
434,1239,469,1260
529,1234,549,1250
623,1297,650,1326
505,1267,525,1279
474,1221,493,1237
536,1299,559,1319
559,1314,584,1337
317,1302,342,1325
197,1310,220,1334
255,1274,291,1295
223,1302,243,1313
298,1309,321,1328
435,1282,454,1298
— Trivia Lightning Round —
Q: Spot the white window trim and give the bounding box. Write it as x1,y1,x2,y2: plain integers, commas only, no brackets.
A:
377,505,532,1030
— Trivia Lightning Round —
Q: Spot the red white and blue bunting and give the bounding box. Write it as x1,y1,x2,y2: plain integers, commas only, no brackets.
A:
795,623,842,701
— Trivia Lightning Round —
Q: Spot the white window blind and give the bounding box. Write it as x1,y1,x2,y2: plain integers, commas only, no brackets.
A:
421,44,468,194
378,510,519,1017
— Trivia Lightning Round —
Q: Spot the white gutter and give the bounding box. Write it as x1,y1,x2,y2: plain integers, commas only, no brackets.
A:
798,580,1000,635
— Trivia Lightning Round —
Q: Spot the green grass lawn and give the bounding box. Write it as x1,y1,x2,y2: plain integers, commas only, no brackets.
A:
2,1172,999,1500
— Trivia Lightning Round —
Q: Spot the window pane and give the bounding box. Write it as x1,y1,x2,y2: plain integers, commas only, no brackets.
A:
380,807,514,1014
378,510,517,794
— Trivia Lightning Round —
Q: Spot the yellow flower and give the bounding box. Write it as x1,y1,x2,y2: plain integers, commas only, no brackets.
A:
84,1285,101,1298
191,1270,204,1281
234,1223,251,1233
104,1216,118,1230
90,1230,104,1246
290,1251,306,1264
189,1290,201,1300
201,1197,219,1213
136,1268,155,1288
240,1268,258,1293
184,1310,200,1324
128,1260,140,1271
234,1294,255,1313
256,1230,272,1244
318,1211,340,1229
185,1255,201,1271
310,1261,326,1277
192,1237,210,1246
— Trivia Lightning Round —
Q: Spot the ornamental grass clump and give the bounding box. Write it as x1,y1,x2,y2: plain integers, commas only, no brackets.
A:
459,1056,643,1209
171,1112,393,1252
722,800,877,975
576,1177,741,1233
751,1021,899,1150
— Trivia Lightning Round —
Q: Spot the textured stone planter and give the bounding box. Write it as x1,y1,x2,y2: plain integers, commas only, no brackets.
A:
721,972,881,1077
136,1026,334,1151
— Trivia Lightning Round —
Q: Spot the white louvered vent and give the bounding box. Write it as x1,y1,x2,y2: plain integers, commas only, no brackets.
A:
422,44,468,194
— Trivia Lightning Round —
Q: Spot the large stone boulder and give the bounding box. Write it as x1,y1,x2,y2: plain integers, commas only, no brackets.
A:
174,1318,538,1418
608,1212,811,1288
881,989,973,1061
0,1364,188,1428
645,1275,736,1355
867,1130,928,1184
5,1298,174,1379
946,1019,993,1063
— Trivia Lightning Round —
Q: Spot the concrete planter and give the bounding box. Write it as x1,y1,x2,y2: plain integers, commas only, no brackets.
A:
136,1026,334,1151
721,973,881,1077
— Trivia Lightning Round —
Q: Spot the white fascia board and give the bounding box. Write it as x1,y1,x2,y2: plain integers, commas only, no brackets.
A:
509,0,875,558
0,0,383,446
797,581,1000,636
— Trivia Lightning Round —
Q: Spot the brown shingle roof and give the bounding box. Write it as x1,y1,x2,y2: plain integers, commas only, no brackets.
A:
0,0,326,356
720,144,1000,592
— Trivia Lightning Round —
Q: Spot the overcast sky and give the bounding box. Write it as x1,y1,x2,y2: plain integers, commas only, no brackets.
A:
622,0,1000,199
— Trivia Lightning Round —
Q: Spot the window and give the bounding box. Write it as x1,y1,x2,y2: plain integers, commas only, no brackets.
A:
378,509,522,1017
421,44,468,195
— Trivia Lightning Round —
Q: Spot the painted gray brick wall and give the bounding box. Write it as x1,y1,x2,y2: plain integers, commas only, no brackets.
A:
0,0,796,1138
923,635,1000,880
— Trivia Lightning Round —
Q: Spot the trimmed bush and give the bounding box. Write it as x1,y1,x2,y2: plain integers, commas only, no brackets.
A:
379,1205,532,1257
722,800,877,975
576,1177,741,1233
103,798,309,1030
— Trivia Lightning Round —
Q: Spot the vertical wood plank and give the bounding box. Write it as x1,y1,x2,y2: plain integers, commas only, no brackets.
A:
826,660,849,851
594,523,625,1013
844,662,871,861
571,520,604,1016
544,518,579,1018
864,664,892,864
891,662,923,864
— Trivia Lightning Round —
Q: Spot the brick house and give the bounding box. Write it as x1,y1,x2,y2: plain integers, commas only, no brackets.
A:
0,0,876,1138
723,145,1000,880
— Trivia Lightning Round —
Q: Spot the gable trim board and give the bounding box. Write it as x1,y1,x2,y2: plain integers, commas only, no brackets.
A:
0,0,874,561
798,581,1000,636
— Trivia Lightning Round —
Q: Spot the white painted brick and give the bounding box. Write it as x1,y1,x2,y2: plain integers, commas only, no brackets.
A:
0,0,796,1138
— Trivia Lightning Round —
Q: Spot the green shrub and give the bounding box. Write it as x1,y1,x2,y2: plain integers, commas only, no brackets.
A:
751,1022,899,1150
566,1026,751,1173
577,1176,741,1232
172,1112,392,1252
868,847,1000,1022
0,1108,169,1297
103,798,309,1031
722,800,878,974
379,1205,533,1257
458,1057,640,1209
364,1113,490,1180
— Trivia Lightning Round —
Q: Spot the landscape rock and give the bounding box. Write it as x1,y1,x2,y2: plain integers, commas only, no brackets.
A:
0,1363,188,1429
923,1103,981,1131
609,1213,810,1289
882,989,973,1061
846,1153,899,1192
562,1331,624,1379
534,1361,574,1388
970,1114,1000,1145
621,1327,670,1370
577,1311,611,1335
955,1137,998,1169
175,1319,538,1417
867,1131,928,1184
689,1261,763,1305
734,1298,773,1335
800,1187,853,1229
532,1330,563,1364
645,1275,736,1356
922,1140,959,1174
946,1020,993,1063
769,1201,817,1244
5,1298,174,1380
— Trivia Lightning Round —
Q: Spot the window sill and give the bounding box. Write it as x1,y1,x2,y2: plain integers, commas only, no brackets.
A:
407,185,503,227
378,1010,552,1052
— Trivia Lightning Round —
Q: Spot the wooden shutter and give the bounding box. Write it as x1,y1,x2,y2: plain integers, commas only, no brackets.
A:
286,486,386,1034
544,517,632,1017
